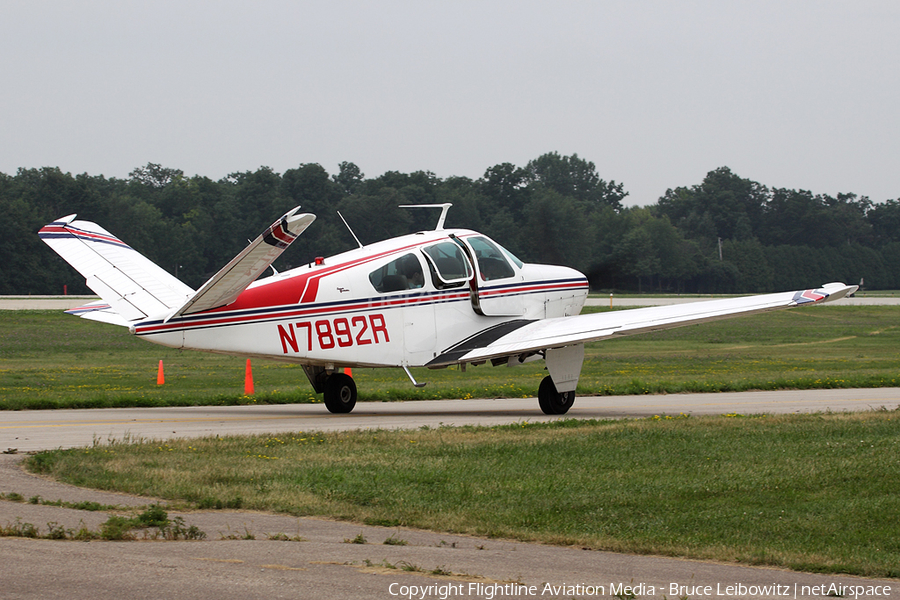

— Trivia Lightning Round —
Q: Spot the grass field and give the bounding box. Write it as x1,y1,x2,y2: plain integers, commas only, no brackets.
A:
24,412,900,578
1,306,899,409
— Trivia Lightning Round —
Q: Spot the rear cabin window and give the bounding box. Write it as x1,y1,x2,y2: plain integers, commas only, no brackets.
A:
368,253,425,293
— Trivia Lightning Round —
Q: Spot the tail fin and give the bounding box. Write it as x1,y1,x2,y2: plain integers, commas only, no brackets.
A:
39,215,195,325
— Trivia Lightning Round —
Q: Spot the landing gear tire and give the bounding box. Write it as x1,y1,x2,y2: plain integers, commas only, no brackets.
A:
323,373,357,414
538,375,575,415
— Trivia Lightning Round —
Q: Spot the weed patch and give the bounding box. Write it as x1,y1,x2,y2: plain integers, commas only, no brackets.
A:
383,534,408,546
0,505,205,541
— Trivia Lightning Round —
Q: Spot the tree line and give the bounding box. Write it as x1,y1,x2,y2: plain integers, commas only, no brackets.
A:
2,153,898,295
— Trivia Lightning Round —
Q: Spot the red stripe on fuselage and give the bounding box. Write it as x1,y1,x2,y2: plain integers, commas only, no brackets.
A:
132,278,586,337
134,289,474,335
479,281,588,298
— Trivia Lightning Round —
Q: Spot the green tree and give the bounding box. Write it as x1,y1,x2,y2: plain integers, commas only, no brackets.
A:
867,198,900,246
611,227,659,293
878,242,900,287
721,239,773,292
332,161,365,195
656,166,767,244
524,152,627,210
128,163,184,188
642,215,703,292
480,162,529,218
761,189,872,248
521,188,593,272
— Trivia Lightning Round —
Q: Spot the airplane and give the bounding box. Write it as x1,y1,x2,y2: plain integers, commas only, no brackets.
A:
39,203,857,415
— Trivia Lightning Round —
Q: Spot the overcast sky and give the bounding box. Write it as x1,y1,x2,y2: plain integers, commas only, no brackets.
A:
2,1,897,206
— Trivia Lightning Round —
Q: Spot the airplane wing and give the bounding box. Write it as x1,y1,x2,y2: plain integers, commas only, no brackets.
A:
427,282,858,367
170,207,315,318
39,215,196,324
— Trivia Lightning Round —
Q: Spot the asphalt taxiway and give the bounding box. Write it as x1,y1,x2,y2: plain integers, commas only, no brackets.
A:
3,388,899,453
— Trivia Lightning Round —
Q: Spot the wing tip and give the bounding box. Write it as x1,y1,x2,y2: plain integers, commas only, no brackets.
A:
793,282,858,306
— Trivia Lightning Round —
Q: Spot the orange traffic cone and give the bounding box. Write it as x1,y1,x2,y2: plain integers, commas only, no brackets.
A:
244,359,254,395
157,360,165,385
344,367,352,378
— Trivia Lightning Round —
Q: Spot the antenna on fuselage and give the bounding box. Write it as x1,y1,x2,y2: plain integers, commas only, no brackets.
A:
399,203,452,231
337,211,364,249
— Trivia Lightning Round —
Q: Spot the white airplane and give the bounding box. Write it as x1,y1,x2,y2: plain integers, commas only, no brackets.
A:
39,203,856,415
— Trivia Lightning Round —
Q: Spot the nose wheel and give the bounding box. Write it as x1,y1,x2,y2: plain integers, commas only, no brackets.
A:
538,375,575,415
323,373,357,413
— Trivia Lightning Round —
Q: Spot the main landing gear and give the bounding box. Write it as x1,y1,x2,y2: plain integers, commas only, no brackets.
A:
303,366,358,414
323,372,357,414
538,375,575,415
307,367,575,416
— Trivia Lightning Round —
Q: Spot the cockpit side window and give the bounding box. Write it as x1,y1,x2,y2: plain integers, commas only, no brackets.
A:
422,241,472,289
368,253,425,293
467,236,516,281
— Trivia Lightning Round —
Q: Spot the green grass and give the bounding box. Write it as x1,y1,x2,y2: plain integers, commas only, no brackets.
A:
0,310,319,409
24,412,900,577
1,307,899,409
